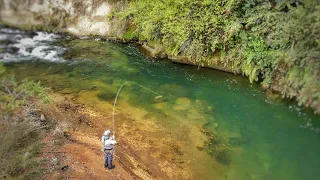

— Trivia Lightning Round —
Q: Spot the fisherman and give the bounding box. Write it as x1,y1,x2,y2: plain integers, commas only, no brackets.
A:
101,130,116,170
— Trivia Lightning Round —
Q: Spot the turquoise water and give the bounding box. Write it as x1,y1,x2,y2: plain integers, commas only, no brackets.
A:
1,29,320,179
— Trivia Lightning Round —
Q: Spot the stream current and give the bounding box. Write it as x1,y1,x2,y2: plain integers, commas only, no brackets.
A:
1,27,320,180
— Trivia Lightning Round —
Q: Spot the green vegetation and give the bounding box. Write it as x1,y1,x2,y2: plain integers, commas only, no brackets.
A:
0,63,5,74
0,64,52,179
0,77,51,115
114,0,320,113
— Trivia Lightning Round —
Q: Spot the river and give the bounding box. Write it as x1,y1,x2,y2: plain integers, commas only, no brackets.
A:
1,27,319,180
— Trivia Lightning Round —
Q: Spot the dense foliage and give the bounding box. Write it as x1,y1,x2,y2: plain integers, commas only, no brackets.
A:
117,0,320,113
0,64,51,179
0,76,51,115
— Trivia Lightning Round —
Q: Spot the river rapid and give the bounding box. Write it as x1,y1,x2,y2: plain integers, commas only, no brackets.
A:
1,27,320,180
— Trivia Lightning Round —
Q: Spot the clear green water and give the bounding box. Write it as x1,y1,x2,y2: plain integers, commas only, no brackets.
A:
2,34,320,179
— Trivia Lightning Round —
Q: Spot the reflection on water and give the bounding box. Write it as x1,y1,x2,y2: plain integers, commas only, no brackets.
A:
1,27,320,180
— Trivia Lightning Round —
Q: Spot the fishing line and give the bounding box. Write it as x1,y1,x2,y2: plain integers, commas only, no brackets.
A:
111,81,162,158
112,81,162,136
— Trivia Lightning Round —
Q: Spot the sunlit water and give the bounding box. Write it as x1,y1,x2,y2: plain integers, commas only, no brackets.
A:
1,27,319,180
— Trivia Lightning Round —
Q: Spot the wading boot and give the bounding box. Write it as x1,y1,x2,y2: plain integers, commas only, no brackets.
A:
108,165,115,170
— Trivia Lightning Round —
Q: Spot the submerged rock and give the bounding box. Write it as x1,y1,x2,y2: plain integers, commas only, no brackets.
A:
174,97,191,110
214,149,232,166
201,127,233,166
96,91,115,101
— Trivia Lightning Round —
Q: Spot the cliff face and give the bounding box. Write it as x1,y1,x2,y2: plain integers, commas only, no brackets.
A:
0,0,126,37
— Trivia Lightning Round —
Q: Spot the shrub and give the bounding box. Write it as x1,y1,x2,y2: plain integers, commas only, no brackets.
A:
116,0,320,113
0,65,52,179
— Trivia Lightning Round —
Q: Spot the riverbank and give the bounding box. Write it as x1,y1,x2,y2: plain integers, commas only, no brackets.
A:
38,93,165,179
1,0,319,114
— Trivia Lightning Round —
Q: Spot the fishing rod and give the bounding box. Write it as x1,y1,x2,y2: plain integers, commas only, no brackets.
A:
112,81,162,137
111,81,162,158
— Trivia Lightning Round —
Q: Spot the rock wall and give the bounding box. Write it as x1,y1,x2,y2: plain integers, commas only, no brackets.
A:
0,0,126,37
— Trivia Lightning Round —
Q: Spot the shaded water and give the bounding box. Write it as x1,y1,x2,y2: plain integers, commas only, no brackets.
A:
1,27,320,179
